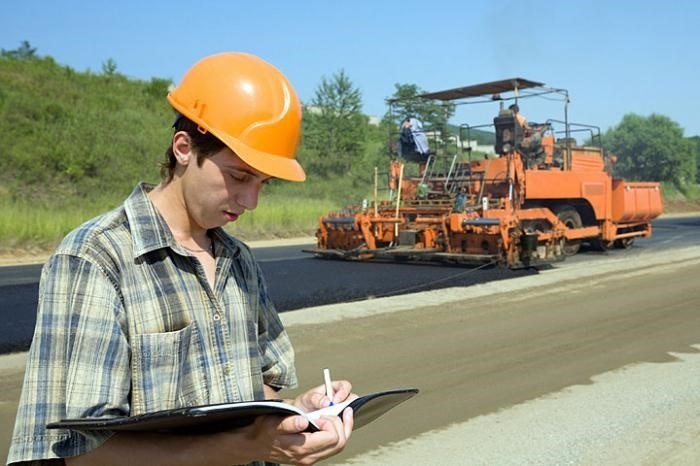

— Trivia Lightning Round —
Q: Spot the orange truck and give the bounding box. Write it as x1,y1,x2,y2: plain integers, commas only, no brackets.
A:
306,78,663,268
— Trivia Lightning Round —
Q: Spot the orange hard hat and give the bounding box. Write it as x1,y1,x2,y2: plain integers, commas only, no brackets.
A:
167,52,305,182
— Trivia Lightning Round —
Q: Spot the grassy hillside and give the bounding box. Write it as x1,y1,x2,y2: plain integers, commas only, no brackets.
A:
0,55,170,204
0,55,344,251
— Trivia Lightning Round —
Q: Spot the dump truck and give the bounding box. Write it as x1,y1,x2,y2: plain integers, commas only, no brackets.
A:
305,78,663,268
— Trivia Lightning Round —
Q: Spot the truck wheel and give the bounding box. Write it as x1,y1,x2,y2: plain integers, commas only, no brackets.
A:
614,237,634,249
555,206,582,256
590,238,614,251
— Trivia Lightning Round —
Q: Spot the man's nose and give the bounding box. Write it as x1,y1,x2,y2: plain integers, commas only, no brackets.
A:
236,183,261,210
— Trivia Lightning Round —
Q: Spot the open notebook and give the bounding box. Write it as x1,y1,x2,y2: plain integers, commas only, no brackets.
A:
47,388,419,433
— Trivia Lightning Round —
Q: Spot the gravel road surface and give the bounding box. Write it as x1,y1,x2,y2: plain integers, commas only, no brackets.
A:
284,245,700,465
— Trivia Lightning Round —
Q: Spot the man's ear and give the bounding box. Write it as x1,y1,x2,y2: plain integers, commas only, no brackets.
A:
172,131,193,166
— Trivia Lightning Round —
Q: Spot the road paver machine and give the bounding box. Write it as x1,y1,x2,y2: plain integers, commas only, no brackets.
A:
306,78,663,268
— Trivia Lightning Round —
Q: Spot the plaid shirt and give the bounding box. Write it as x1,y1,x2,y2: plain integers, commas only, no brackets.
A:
7,183,297,465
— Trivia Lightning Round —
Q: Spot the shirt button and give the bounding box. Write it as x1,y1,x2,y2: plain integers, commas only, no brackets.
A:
213,313,221,321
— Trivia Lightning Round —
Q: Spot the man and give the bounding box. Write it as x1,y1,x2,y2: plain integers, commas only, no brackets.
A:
508,103,544,157
398,116,430,176
7,52,354,466
508,103,529,130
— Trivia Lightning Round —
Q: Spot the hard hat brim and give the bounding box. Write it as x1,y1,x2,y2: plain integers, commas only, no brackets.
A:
210,127,306,182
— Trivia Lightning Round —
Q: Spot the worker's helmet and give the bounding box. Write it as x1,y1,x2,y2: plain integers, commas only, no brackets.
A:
167,52,305,181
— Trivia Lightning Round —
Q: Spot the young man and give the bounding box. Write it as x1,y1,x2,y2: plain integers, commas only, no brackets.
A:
7,52,355,466
508,103,545,156
508,103,529,130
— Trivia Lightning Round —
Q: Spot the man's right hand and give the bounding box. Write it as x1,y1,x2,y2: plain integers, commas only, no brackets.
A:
242,406,354,465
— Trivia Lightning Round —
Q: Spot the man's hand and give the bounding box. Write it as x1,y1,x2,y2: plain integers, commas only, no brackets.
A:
293,379,356,411
245,380,357,464
246,405,354,465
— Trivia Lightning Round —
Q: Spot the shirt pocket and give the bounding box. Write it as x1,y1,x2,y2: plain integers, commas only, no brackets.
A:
130,322,209,414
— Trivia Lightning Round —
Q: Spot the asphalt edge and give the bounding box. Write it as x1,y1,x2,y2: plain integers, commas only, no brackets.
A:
279,245,700,328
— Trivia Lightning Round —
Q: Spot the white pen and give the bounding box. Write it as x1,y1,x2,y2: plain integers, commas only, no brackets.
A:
323,367,334,406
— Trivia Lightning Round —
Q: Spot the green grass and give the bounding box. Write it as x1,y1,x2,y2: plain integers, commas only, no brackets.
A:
226,194,337,240
660,181,700,213
661,181,700,199
0,193,337,253
4,180,698,254
0,198,110,252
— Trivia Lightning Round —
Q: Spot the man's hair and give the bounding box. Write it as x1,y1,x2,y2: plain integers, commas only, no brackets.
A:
159,115,227,182
509,104,519,112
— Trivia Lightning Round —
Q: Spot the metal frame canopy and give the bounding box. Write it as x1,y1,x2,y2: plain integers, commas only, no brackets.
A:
416,77,551,101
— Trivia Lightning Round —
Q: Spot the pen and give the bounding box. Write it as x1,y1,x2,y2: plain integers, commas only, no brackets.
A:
323,367,334,406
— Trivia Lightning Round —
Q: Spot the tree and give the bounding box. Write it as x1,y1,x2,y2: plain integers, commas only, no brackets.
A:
383,83,457,161
301,69,367,177
1,40,37,59
385,83,455,135
102,58,118,76
690,136,700,184
602,113,696,185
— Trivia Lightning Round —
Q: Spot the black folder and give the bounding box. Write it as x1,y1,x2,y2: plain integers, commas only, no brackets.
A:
47,388,419,434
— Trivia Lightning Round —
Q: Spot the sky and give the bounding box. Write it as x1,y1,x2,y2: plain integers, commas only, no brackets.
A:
3,0,700,137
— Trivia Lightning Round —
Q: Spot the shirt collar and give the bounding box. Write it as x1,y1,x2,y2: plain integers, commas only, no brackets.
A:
124,182,240,259
123,183,173,258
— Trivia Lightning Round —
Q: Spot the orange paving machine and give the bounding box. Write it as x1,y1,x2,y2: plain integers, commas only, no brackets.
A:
306,78,663,268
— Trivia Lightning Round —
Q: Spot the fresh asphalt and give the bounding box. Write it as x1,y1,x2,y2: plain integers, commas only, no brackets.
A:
1,214,698,354
0,242,533,354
